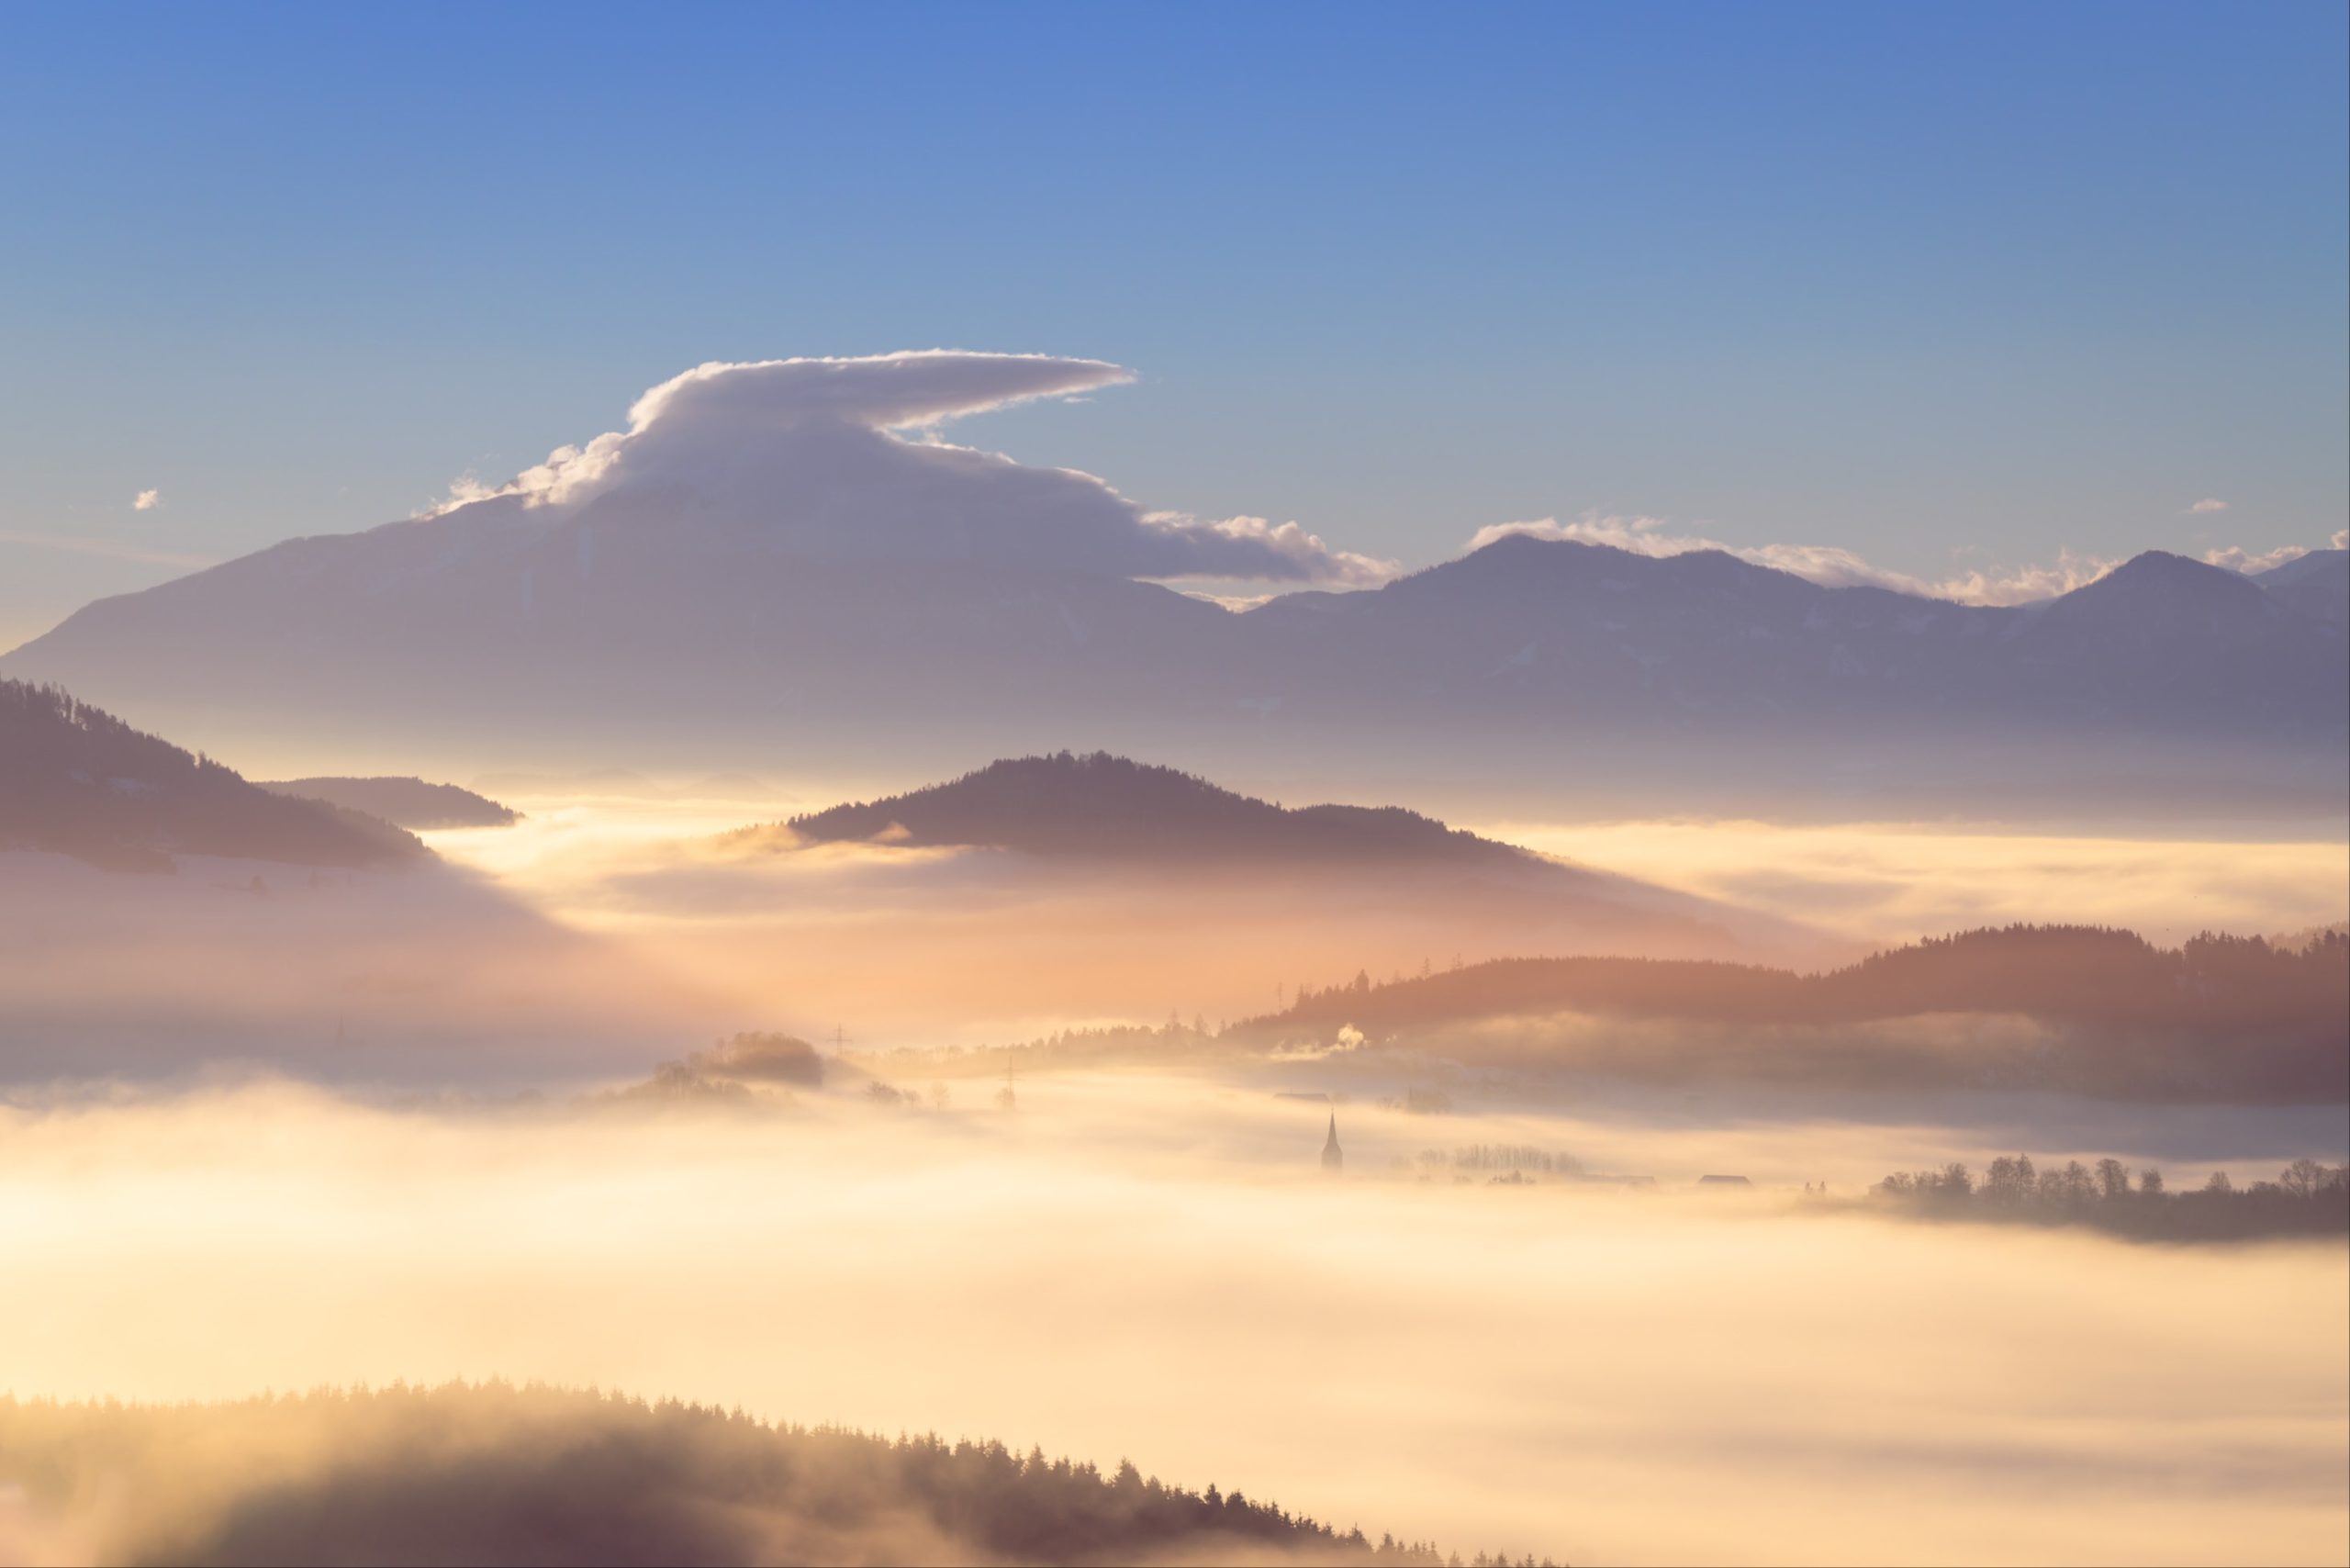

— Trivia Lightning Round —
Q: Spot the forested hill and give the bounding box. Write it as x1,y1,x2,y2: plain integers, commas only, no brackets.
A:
0,679,425,871
0,1383,1486,1566
776,752,1536,866
259,775,518,829
1243,925,2350,1041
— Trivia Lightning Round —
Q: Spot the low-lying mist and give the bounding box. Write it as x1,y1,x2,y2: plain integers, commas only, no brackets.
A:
3,1071,2341,1566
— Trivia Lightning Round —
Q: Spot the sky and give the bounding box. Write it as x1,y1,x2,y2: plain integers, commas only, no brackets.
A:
1,0,2344,647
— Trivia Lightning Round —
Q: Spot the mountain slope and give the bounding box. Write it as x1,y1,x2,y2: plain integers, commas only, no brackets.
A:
2254,548,2349,624
259,775,518,828
0,679,424,870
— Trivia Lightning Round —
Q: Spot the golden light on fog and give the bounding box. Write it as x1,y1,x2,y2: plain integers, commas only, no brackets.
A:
2,1079,2343,1566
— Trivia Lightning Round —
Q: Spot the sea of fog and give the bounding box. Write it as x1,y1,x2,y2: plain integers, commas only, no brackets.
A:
3,1073,2343,1567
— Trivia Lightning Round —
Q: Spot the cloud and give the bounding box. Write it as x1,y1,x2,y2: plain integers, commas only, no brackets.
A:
2202,543,2310,575
429,353,1389,587
132,488,161,511
2187,498,2229,514
1465,513,2115,606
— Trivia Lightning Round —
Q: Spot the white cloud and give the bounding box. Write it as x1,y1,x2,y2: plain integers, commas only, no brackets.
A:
1466,513,2117,606
2201,543,2309,575
132,489,160,511
426,352,1386,587
2187,498,2229,514
1930,548,2120,605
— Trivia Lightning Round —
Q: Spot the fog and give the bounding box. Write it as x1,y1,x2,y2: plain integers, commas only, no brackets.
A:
1470,818,2350,947
0,848,724,1082
5,777,2343,1564
415,791,2347,1053
2,1073,2341,1566
411,791,1837,1051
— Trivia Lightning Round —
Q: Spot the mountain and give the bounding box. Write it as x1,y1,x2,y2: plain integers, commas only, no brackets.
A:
259,775,518,828
6,479,2341,814
2252,548,2349,625
1237,538,2342,736
0,679,424,871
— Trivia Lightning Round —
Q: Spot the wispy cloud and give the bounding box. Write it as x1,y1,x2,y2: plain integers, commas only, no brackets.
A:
2201,543,2308,575
2187,498,2229,514
132,488,161,511
1464,513,2114,606
0,530,215,569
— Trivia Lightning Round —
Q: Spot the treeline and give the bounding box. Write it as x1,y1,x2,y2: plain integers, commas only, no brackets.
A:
1237,926,2349,1100
1872,1156,2348,1241
0,678,423,870
0,1382,1509,1565
258,774,519,829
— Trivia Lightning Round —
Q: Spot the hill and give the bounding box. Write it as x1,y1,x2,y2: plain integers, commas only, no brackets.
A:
0,680,424,871
736,751,1827,965
259,775,518,828
0,1383,1472,1566
1235,924,2350,1101
781,752,1536,867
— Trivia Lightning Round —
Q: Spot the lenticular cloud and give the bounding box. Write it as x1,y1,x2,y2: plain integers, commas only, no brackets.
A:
437,352,1391,587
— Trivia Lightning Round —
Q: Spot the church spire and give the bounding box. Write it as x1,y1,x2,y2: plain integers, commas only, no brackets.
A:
1321,1110,1343,1173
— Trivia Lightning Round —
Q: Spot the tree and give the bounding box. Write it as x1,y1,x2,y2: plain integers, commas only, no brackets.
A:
2278,1158,2328,1198
2095,1157,2131,1200
2202,1170,2233,1194
1984,1155,2033,1204
2138,1167,2165,1195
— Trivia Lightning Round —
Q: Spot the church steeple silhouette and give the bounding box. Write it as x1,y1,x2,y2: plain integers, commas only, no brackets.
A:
1321,1111,1343,1174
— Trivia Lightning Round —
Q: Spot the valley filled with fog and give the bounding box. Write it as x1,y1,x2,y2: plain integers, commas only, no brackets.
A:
4,1070,2344,1567
5,750,2344,1564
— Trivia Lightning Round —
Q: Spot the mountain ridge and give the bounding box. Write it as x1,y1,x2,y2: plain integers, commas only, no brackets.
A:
6,507,2342,811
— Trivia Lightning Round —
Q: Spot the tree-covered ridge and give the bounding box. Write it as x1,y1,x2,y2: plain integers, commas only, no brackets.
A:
257,775,518,829
0,1382,1501,1566
1251,924,2347,1038
767,751,1534,866
0,679,425,871
1227,925,2346,1101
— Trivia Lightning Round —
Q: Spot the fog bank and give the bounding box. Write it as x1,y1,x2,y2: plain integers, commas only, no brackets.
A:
2,1076,2341,1566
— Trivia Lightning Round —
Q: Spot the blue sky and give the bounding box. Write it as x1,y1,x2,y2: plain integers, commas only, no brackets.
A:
1,0,2343,643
